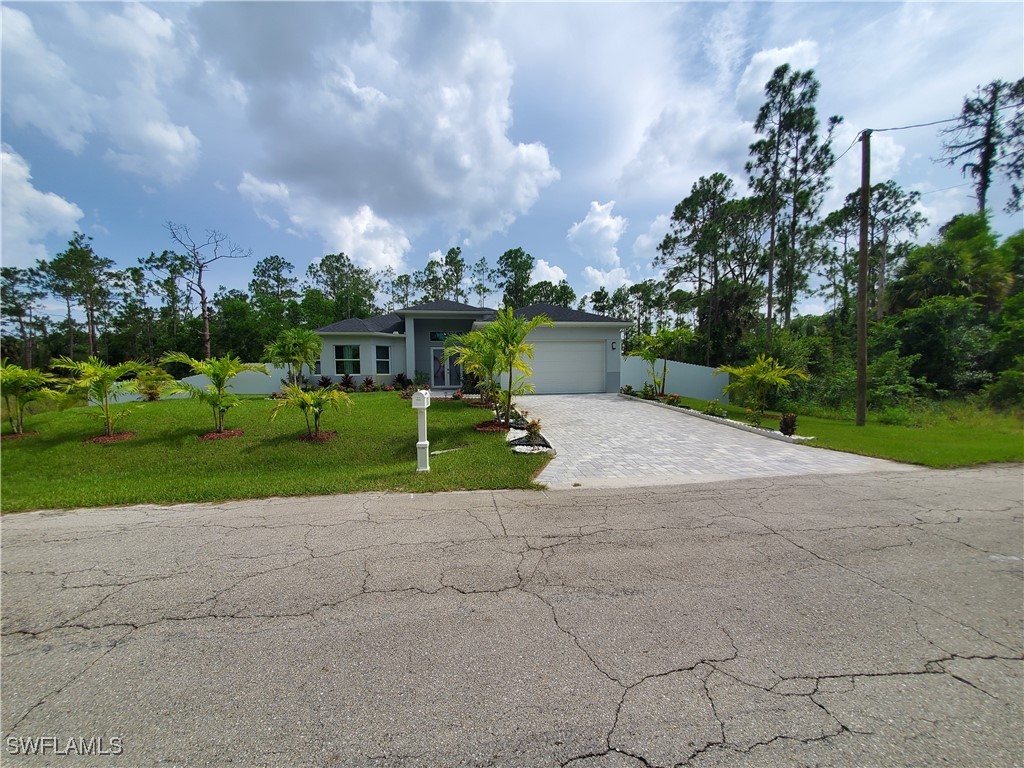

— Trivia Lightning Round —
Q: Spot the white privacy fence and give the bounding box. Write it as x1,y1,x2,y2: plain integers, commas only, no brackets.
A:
114,365,292,402
174,365,291,396
620,357,728,403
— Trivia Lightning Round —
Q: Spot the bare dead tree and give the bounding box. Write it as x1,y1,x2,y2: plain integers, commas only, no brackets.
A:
165,222,252,358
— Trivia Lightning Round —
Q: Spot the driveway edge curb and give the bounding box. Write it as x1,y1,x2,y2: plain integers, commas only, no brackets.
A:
617,393,815,445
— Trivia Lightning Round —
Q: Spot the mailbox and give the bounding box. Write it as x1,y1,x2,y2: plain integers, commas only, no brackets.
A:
412,389,430,472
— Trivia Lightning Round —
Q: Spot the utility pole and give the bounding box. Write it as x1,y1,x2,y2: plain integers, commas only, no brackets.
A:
856,130,871,427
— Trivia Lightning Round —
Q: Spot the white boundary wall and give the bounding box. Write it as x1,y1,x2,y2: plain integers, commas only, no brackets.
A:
174,365,290,395
620,357,728,403
114,365,291,402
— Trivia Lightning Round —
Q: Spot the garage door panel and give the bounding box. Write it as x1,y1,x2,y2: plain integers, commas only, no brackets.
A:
527,342,605,394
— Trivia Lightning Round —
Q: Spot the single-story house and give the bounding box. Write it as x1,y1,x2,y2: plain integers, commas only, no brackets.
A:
314,300,633,394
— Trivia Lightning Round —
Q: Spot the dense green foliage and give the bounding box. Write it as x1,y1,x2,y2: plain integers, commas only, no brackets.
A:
0,395,549,513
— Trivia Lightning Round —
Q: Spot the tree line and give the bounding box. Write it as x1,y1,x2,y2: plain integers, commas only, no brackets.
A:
0,227,579,371
2,71,1022,411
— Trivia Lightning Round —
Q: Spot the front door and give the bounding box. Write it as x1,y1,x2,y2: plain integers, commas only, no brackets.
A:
431,347,462,389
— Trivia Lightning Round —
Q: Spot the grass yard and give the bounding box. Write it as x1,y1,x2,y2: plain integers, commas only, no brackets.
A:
674,396,1023,468
0,393,550,513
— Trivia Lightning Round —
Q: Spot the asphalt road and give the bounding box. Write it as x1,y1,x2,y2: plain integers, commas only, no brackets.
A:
2,466,1022,767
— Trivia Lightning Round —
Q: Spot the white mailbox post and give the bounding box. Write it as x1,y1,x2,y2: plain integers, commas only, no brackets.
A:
411,389,431,472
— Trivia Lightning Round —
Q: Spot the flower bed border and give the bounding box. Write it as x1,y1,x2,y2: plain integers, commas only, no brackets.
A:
618,393,814,444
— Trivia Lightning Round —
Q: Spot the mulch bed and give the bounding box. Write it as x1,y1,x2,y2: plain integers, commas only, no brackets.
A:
508,434,552,449
199,429,245,441
299,431,336,443
85,432,136,445
474,420,510,432
2,432,38,441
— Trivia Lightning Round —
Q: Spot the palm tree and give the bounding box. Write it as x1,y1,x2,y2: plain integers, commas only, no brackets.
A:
485,307,553,426
715,354,808,425
0,360,58,434
629,327,694,397
264,327,322,388
270,383,352,439
52,356,146,437
442,330,501,405
161,352,268,434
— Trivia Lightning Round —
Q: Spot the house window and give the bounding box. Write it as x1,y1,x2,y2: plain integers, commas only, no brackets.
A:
429,331,452,342
314,361,321,376
375,345,390,375
334,344,360,375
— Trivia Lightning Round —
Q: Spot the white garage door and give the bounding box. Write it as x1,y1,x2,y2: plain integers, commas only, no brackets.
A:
526,341,605,394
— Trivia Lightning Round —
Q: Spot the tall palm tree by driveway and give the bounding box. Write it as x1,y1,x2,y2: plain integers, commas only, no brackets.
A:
442,330,501,406
486,307,553,426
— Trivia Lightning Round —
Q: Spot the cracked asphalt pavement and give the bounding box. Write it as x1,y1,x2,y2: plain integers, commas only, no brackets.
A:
1,465,1022,767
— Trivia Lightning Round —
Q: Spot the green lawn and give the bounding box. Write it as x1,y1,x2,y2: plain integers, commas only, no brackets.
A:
0,393,550,513
674,396,1023,468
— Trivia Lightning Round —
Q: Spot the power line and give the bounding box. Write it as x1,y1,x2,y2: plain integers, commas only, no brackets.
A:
831,133,863,166
918,182,973,197
869,116,960,133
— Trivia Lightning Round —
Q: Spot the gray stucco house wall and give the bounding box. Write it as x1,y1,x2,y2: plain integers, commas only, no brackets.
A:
315,300,632,394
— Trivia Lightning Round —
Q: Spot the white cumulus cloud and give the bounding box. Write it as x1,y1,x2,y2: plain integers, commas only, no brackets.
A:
531,259,567,284
582,265,631,293
1,145,84,267
566,201,628,267
735,40,820,116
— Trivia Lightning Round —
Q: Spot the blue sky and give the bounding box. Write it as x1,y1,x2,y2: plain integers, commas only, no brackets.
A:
2,1,1022,317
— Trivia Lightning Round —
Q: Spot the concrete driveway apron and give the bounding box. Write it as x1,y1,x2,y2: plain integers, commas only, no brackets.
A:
519,394,911,488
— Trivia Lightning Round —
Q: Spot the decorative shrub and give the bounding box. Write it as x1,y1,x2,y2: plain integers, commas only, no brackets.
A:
317,376,333,390
701,399,726,418
451,389,463,400
620,384,635,395
360,376,376,392
525,418,542,437
338,373,356,391
640,381,658,400
383,385,396,392
393,372,410,389
136,367,173,402
779,412,798,436
665,393,682,407
413,371,430,388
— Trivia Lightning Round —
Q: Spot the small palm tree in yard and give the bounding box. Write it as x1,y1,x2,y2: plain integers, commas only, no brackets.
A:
0,360,58,434
715,354,808,426
629,326,695,397
52,356,146,437
265,328,322,388
161,352,268,434
486,307,553,427
270,384,352,439
443,330,501,406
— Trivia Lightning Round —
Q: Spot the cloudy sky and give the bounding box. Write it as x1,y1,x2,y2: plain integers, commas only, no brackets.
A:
2,1,1022,314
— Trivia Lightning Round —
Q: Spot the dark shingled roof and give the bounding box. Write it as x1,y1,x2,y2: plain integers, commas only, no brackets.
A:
316,302,630,334
511,303,632,324
398,300,494,313
315,313,404,334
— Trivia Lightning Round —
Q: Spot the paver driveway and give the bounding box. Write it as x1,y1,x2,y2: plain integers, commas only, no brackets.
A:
520,394,910,488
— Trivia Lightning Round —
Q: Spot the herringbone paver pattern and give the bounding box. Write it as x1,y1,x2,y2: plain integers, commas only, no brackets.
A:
521,394,911,488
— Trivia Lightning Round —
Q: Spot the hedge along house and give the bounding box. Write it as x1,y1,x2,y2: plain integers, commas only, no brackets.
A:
314,300,632,394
